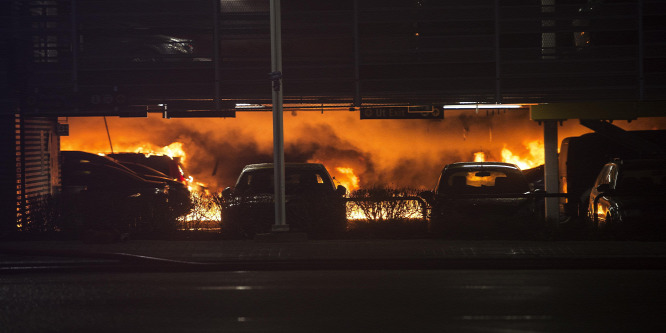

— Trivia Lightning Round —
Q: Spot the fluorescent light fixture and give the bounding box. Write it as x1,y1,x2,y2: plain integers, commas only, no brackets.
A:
443,103,523,109
235,103,265,109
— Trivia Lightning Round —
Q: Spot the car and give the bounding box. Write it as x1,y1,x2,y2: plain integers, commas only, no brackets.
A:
587,158,666,239
421,162,538,238
220,163,348,238
120,161,193,217
61,152,171,236
107,153,187,183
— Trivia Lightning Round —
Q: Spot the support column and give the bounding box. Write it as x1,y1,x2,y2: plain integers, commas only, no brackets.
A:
543,120,559,227
270,0,288,232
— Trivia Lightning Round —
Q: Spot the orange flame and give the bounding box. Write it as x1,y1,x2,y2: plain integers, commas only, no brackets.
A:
501,140,544,170
132,142,187,166
335,167,360,192
473,140,544,170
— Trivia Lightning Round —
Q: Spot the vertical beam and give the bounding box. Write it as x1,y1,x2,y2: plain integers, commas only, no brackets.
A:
543,120,559,227
494,0,501,103
638,0,644,100
70,0,78,94
353,0,360,107
213,0,221,112
270,0,287,232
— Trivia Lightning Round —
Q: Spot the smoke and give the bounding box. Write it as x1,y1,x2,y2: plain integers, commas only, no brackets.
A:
60,110,666,192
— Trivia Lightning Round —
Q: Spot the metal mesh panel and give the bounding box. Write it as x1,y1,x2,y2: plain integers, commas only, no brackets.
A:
7,0,666,115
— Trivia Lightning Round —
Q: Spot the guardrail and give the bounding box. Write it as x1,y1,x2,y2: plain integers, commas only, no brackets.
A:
344,192,571,221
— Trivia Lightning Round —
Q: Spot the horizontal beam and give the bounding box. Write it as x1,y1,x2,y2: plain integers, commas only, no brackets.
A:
530,101,666,121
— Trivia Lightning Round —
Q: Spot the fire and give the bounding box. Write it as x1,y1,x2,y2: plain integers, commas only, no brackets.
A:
88,141,222,226
334,167,360,192
473,140,544,170
500,140,544,170
135,142,187,165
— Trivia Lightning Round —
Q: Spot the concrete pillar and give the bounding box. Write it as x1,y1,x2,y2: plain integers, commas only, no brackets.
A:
543,120,560,227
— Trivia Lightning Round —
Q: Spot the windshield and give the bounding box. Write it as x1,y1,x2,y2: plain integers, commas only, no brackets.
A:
439,170,530,194
236,168,334,194
617,167,666,191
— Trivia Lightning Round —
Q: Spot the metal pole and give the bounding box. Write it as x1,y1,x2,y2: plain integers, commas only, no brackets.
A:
353,0,360,107
494,0,501,103
638,0,644,101
543,120,559,228
213,0,221,112
71,0,78,94
103,116,114,154
270,0,287,232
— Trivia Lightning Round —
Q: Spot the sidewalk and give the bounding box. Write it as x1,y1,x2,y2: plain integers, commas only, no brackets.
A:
3,237,666,263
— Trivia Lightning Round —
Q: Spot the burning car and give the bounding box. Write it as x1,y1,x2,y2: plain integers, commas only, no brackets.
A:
119,161,192,217
221,163,348,238
587,158,666,239
60,151,171,236
107,153,187,183
421,162,538,238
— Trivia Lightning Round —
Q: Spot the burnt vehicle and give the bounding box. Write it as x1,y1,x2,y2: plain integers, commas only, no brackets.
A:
587,159,666,239
221,163,347,238
421,162,538,238
61,151,171,236
120,161,192,217
108,153,187,183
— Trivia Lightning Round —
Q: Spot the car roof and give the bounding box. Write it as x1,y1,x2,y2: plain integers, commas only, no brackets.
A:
443,162,522,172
241,163,328,172
611,158,666,169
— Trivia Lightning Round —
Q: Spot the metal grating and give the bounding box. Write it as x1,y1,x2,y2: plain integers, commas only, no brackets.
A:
6,0,666,115
14,114,59,229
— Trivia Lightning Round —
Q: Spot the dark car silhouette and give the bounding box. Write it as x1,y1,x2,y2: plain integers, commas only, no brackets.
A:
107,153,187,183
120,161,192,217
61,151,171,235
221,163,347,238
587,158,666,239
421,162,537,238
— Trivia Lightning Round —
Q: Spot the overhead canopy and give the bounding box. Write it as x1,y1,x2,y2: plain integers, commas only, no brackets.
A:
530,101,666,121
6,0,666,116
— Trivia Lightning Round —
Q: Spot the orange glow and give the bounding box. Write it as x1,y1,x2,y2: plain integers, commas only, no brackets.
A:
59,111,666,228
335,167,360,192
500,140,544,170
84,141,221,223
61,112,665,194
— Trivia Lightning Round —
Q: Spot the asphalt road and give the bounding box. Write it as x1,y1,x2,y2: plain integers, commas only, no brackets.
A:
2,268,666,332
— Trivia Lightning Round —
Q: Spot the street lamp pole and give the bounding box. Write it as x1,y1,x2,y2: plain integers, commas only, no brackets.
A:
270,0,288,232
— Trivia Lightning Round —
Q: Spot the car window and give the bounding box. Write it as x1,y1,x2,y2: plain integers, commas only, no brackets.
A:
237,169,333,194
617,167,666,191
440,170,528,194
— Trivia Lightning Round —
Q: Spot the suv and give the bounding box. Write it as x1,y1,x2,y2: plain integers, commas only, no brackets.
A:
587,159,666,239
421,162,537,238
221,163,348,238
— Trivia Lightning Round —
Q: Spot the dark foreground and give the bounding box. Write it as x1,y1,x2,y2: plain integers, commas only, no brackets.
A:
2,239,666,332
